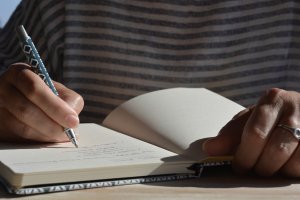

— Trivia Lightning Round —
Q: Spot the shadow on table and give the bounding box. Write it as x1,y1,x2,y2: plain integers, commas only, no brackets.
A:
0,185,12,198
146,163,300,189
146,139,300,189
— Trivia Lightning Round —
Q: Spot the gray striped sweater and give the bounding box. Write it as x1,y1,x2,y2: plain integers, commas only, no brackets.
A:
0,0,300,123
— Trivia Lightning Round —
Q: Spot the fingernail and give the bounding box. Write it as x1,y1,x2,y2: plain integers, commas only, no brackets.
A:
65,114,79,127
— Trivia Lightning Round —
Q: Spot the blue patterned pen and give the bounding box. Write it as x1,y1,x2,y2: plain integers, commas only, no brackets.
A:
16,25,79,148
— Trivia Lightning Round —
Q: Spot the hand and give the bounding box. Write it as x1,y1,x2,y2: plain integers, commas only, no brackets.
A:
0,63,84,143
203,88,300,177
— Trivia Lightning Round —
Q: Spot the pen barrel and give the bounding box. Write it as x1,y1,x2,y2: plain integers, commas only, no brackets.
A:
16,25,78,148
16,26,58,96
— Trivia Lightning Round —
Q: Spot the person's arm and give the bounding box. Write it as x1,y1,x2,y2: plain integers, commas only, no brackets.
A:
0,0,65,80
0,1,84,143
203,88,300,177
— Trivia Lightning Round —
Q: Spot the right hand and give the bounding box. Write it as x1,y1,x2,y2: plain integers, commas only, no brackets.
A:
0,63,84,143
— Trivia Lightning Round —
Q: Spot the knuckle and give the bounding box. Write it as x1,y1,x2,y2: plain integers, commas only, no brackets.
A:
271,142,292,156
62,92,85,114
75,94,84,112
285,118,298,127
265,88,283,98
22,82,43,104
24,79,42,98
256,105,272,117
8,66,41,97
244,120,269,139
248,126,268,140
20,124,34,140
17,102,35,121
261,88,284,107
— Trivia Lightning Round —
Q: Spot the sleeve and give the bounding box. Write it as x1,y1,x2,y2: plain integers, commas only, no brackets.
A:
0,0,65,81
0,0,24,75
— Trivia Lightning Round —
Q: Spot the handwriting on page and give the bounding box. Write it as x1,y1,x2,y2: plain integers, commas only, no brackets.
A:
7,140,175,170
63,142,164,162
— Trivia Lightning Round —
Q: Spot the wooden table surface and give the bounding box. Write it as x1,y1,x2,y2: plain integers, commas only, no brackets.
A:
1,167,300,200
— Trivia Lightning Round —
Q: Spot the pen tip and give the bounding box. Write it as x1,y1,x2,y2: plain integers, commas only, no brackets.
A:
74,141,79,148
64,128,79,148
71,138,79,148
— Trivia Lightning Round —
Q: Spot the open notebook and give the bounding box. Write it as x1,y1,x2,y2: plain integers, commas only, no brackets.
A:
0,88,244,195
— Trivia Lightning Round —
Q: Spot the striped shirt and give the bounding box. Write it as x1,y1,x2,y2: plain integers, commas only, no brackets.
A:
1,0,300,123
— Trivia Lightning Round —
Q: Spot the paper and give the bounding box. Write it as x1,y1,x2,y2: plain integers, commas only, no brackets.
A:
0,124,177,174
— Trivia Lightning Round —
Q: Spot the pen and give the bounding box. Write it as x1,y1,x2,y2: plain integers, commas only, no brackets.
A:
16,25,79,148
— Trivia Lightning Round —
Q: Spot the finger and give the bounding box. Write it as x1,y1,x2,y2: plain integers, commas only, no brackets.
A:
5,65,79,128
231,105,255,120
54,81,84,115
281,144,300,177
0,84,68,140
233,88,283,173
202,106,253,156
0,108,68,143
254,122,299,176
254,95,300,176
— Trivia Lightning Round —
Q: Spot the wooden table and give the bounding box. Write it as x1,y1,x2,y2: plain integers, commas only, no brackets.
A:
1,167,300,200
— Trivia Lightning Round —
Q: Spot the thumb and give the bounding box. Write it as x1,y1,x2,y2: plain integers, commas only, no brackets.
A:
202,133,239,156
202,106,253,156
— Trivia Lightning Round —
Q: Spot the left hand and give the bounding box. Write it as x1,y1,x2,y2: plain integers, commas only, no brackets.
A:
202,88,300,177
